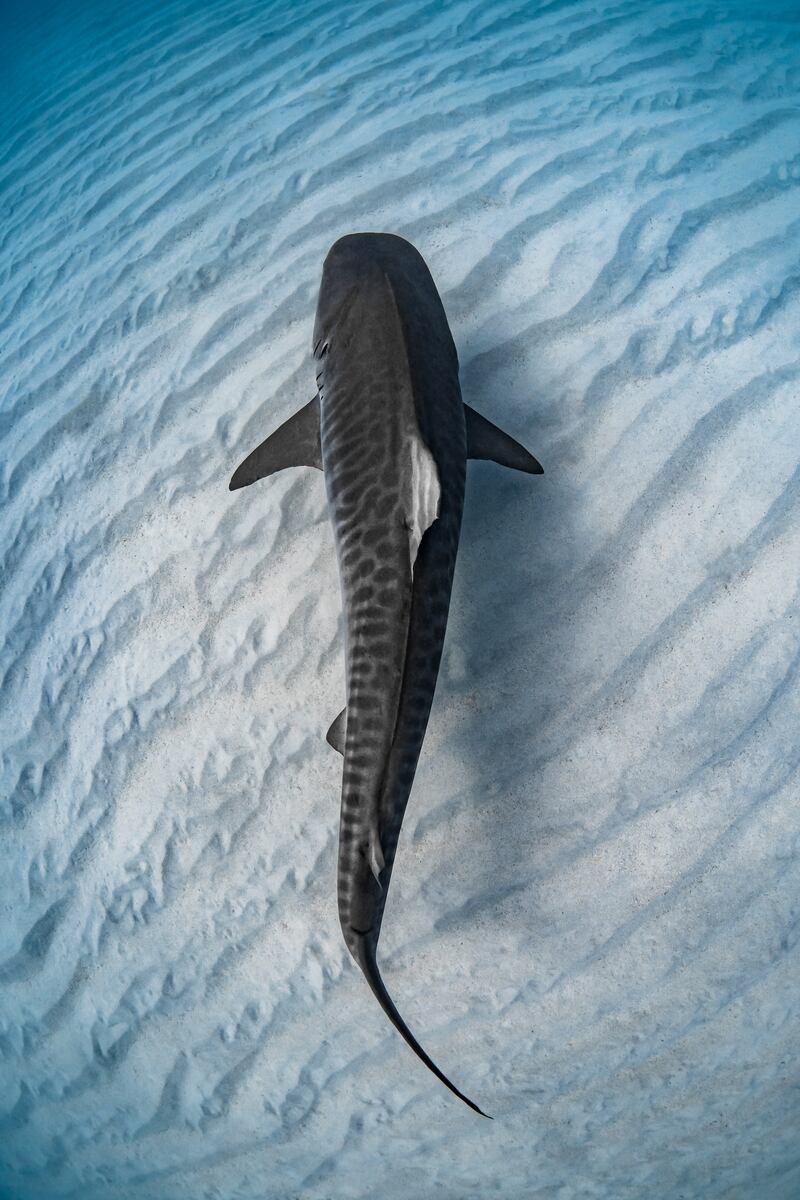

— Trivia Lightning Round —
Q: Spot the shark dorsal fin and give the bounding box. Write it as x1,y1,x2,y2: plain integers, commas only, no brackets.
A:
229,395,322,490
464,404,543,474
368,823,385,885
406,434,441,572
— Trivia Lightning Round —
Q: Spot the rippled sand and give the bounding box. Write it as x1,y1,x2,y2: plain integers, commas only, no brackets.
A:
2,1,799,1197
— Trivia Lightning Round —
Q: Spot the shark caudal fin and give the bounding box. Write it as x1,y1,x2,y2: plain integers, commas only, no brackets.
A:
352,937,491,1118
464,403,543,475
229,395,322,490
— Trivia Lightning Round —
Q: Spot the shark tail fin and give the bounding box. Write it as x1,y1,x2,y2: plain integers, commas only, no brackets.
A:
351,936,491,1119
229,395,322,490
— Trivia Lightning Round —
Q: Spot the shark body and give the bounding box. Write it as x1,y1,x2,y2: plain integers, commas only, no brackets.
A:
230,233,542,1117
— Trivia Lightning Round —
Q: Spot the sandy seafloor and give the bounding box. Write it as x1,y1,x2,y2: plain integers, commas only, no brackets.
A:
1,0,800,1196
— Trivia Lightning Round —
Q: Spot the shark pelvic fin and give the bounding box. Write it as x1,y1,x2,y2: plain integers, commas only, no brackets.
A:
229,395,322,490
326,707,347,755
464,404,543,475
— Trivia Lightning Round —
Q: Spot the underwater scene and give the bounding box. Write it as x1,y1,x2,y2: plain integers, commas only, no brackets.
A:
1,0,799,1196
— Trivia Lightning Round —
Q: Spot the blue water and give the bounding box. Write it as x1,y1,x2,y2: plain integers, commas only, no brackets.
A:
2,1,799,1197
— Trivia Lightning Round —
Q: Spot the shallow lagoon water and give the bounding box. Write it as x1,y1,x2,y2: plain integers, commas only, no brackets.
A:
1,1,800,1197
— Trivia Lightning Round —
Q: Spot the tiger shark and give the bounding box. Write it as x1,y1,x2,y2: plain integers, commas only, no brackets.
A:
229,233,542,1117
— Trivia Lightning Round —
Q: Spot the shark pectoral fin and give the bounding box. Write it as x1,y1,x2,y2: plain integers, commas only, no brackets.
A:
464,403,543,475
368,825,385,886
326,707,347,755
229,394,322,490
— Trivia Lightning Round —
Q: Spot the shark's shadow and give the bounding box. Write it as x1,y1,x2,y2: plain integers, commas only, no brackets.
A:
430,367,577,943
